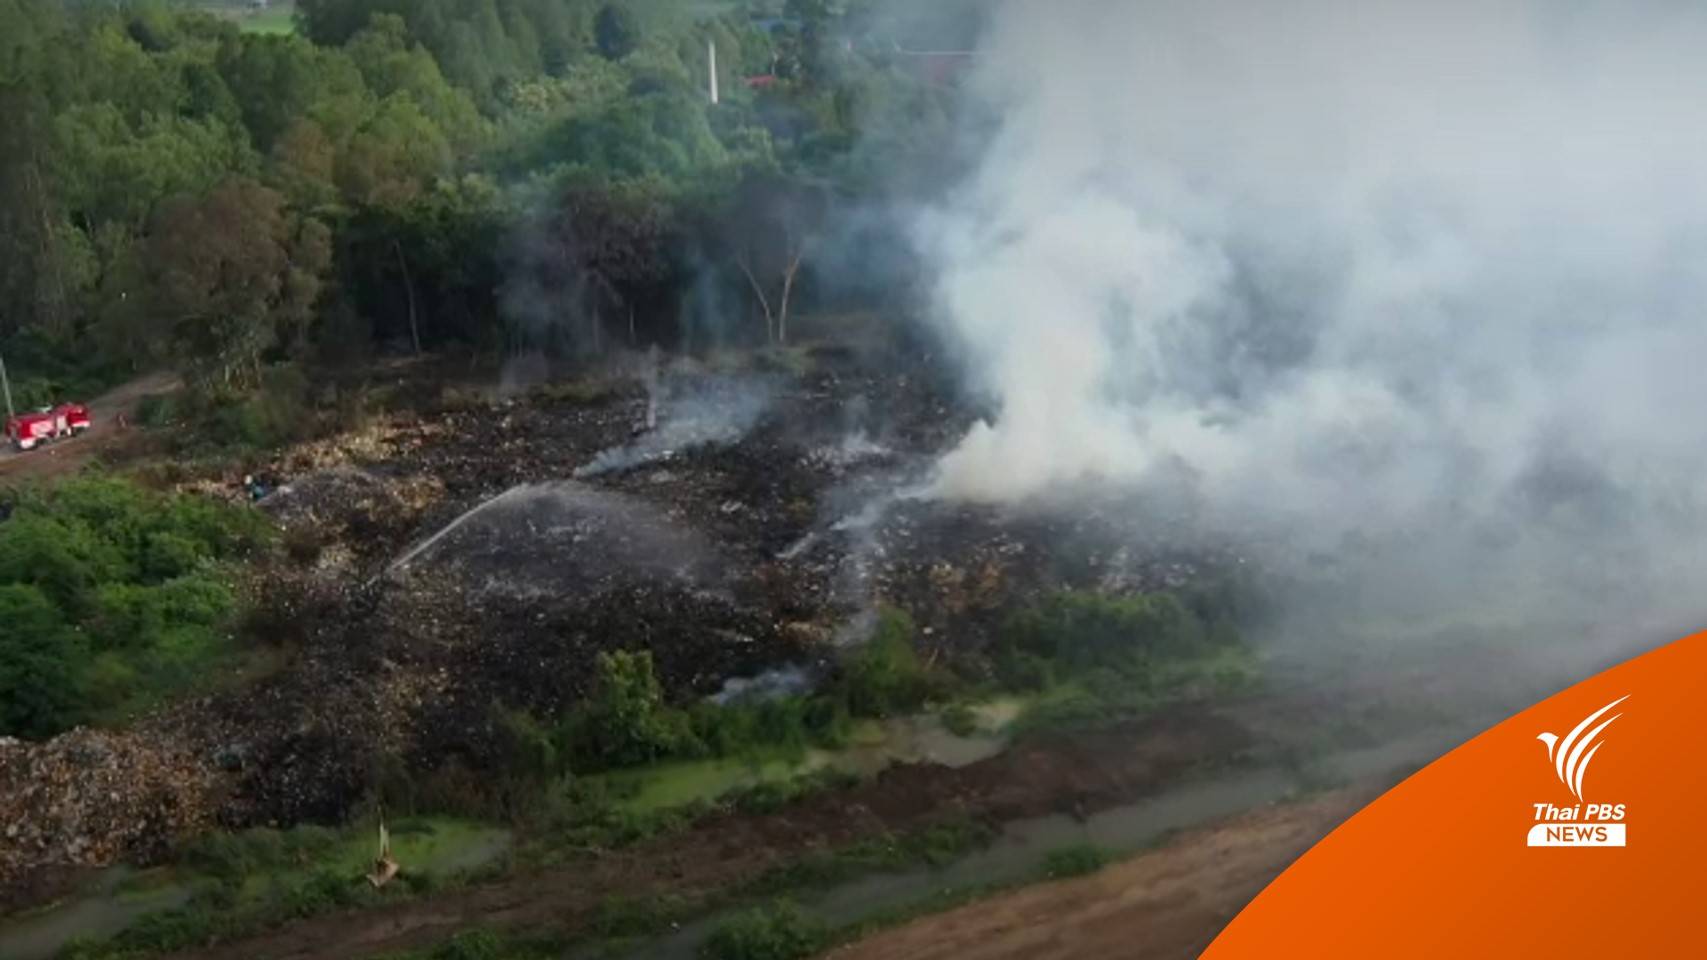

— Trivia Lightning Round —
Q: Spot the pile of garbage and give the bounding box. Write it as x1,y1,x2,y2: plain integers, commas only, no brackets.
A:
0,728,218,895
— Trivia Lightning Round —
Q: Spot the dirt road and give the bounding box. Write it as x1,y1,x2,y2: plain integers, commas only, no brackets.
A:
0,371,178,481
820,787,1373,960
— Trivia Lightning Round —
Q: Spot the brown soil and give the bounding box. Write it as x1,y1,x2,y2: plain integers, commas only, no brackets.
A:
0,371,178,480
169,706,1251,960
821,786,1377,960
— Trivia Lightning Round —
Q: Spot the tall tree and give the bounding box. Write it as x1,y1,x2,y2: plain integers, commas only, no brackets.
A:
143,178,329,385
504,173,678,354
594,3,639,61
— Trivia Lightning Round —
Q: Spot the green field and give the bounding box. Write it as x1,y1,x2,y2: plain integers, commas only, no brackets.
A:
202,1,296,35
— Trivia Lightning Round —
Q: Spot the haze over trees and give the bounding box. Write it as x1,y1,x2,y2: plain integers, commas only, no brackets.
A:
0,0,969,413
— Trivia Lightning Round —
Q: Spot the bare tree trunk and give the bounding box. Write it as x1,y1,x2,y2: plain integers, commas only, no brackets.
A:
628,306,636,347
26,159,69,343
736,256,775,344
778,248,805,346
394,240,421,355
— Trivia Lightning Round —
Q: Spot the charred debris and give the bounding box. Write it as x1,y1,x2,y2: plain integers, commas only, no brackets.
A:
0,342,1240,890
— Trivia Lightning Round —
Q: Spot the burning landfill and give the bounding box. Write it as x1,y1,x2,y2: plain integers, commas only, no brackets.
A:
13,0,1707,934
0,344,1238,897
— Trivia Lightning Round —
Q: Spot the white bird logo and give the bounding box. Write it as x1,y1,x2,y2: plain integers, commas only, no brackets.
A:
1536,695,1627,802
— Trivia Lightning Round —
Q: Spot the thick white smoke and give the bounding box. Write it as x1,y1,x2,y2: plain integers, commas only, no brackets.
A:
918,0,1707,647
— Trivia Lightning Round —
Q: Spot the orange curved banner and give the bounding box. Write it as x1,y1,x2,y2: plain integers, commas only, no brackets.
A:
1206,631,1707,957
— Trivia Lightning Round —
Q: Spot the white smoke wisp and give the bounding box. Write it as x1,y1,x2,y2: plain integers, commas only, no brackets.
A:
917,0,1707,637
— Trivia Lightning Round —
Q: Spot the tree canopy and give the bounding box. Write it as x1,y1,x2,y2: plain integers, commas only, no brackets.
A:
0,0,965,401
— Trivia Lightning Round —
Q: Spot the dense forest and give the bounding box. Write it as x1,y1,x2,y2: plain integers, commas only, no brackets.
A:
0,0,972,412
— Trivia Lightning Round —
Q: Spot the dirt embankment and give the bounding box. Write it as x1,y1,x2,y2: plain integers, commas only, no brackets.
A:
169,707,1251,960
821,786,1376,960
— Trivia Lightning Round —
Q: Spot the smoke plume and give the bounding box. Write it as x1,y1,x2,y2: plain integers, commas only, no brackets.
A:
918,0,1707,650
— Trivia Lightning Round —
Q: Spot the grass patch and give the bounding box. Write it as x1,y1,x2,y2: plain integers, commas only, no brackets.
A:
231,2,296,35
596,755,809,813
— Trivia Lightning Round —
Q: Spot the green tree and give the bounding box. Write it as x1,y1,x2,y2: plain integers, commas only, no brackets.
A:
0,84,55,345
336,94,452,210
570,650,691,768
344,14,484,151
142,178,330,385
270,116,339,208
593,4,639,61
504,172,680,354
840,607,927,717
52,106,255,229
218,33,370,151
339,175,505,351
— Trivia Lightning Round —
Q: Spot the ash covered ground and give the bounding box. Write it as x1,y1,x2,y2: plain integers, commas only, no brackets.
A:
0,342,1238,894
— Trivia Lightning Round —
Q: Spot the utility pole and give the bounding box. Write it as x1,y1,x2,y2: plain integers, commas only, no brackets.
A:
0,348,13,421
708,39,720,104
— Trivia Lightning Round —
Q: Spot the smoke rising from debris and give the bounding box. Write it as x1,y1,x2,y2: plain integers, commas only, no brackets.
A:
917,0,1707,647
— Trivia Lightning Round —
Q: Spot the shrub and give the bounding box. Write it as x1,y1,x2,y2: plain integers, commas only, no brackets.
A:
590,894,689,939
997,589,1250,698
1151,645,1262,699
941,702,980,737
1010,686,1114,737
201,366,314,449
564,650,698,770
801,692,852,748
1040,843,1111,878
0,512,129,615
915,816,995,866
839,606,929,718
185,829,278,884
689,695,816,761
0,584,86,738
142,530,210,580
1002,591,1211,673
495,706,561,781
722,779,802,816
284,869,362,918
700,902,827,960
400,870,438,895
100,903,224,953
431,930,506,960
136,392,184,428
993,649,1055,692
81,652,141,710
0,477,270,737
154,574,233,629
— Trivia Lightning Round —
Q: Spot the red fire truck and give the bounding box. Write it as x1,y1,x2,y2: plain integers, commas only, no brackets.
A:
5,403,91,451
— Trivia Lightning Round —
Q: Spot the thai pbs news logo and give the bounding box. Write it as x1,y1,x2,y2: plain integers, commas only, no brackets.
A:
1528,695,1628,847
